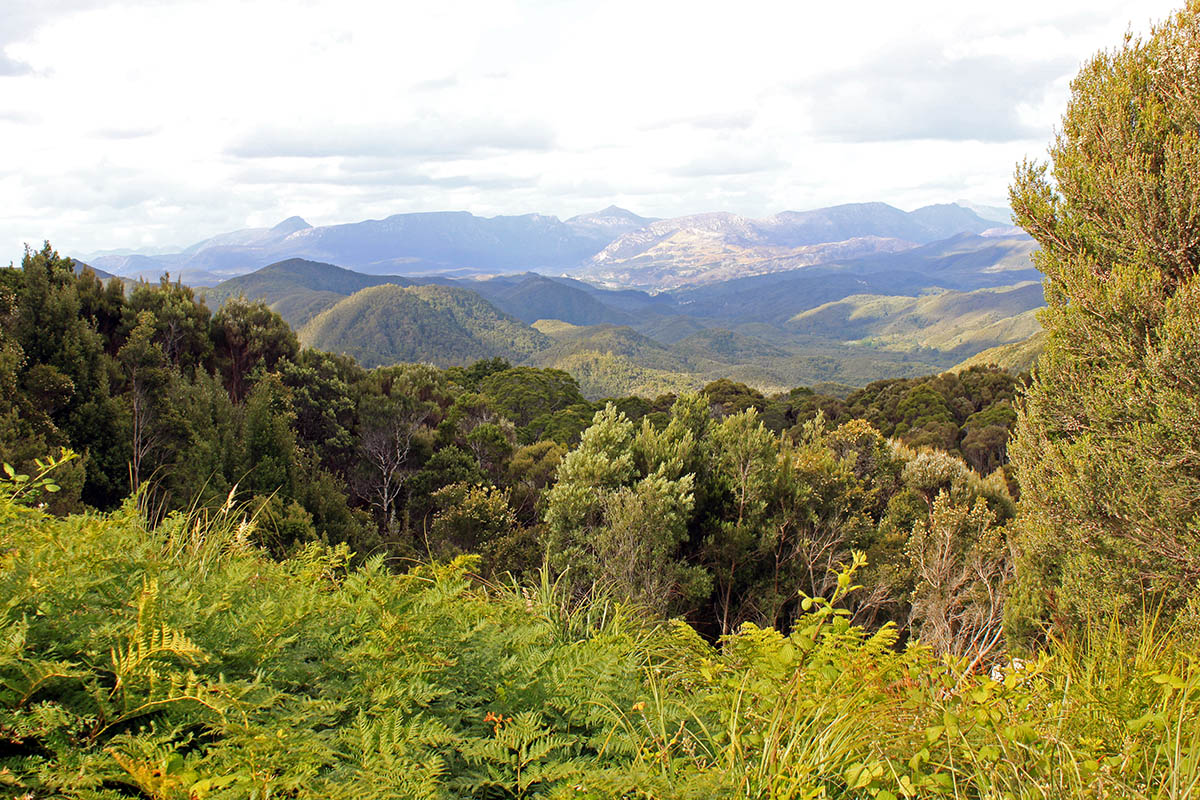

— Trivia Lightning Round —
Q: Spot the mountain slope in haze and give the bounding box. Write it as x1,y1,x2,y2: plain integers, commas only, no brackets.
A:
476,274,638,326
86,210,625,282
669,232,1037,324
78,201,1009,288
531,324,699,373
828,233,1038,286
202,258,417,326
565,206,659,242
788,282,1045,354
204,259,651,329
576,202,1002,289
299,284,549,368
274,212,602,274
196,247,1043,398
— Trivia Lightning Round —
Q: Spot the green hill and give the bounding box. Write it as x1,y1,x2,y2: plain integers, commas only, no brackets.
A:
952,329,1046,373
673,328,790,362
476,274,637,326
787,282,1044,355
202,257,1044,397
299,284,549,368
530,324,698,373
542,350,702,399
203,258,413,327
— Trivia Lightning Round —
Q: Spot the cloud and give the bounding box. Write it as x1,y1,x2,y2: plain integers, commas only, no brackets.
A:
669,153,786,178
92,125,159,139
233,162,531,191
642,111,756,132
226,118,555,160
411,75,458,91
799,50,1077,143
0,52,31,76
0,0,128,65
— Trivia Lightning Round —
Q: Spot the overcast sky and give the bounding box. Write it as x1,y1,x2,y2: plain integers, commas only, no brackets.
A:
0,0,1182,256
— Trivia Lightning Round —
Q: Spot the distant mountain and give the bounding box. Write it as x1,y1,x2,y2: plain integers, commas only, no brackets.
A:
576,203,1002,289
86,208,649,284
828,233,1037,285
77,201,1010,289
565,206,659,242
202,257,415,320
181,216,313,254
476,274,638,326
196,239,1045,396
203,259,652,329
299,284,549,368
955,200,1014,225
72,261,118,281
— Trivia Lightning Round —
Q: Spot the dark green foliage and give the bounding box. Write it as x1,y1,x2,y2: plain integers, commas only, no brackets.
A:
211,295,299,403
126,276,213,374
6,244,128,507
407,446,487,534
478,367,587,429
831,366,1021,472
0,244,1035,648
277,349,365,471
701,378,766,416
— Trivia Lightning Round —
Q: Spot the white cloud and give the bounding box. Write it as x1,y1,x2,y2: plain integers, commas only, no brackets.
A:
0,0,1183,256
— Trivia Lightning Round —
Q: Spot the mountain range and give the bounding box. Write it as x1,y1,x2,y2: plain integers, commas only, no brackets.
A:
187,223,1042,397
80,201,1023,292
77,198,1043,396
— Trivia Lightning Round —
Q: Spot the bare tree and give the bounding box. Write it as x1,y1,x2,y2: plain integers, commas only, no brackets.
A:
359,404,430,534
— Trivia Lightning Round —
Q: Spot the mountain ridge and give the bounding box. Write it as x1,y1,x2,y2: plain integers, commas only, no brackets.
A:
81,201,1014,290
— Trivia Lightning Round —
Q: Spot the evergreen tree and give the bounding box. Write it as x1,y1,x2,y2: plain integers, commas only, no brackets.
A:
1007,2,1200,642
210,296,298,403
12,244,127,507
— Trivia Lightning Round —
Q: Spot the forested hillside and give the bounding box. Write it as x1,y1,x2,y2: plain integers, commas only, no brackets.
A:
198,238,1044,399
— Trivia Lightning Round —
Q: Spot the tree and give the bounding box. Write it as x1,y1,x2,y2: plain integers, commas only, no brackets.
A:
544,404,709,614
125,276,213,373
428,482,519,570
12,243,127,507
118,311,174,492
211,297,298,403
354,364,445,536
908,494,1010,668
1007,2,1200,643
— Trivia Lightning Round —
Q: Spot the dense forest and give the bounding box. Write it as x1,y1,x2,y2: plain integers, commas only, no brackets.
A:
3,3,1200,797
0,243,1022,639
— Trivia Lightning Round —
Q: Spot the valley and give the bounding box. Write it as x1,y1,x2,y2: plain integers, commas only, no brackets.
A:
178,203,1042,397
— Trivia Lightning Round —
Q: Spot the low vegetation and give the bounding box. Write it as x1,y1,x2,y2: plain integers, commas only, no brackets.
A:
1,459,1196,798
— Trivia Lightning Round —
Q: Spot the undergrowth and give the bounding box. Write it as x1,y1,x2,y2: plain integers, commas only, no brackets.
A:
0,457,1196,799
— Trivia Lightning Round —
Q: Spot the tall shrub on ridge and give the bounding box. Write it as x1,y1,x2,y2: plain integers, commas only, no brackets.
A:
1007,2,1200,643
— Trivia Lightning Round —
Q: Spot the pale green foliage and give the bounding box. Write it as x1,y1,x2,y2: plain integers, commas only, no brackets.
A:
545,403,709,614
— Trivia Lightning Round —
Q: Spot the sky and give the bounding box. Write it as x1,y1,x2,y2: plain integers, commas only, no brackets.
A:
0,0,1183,257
